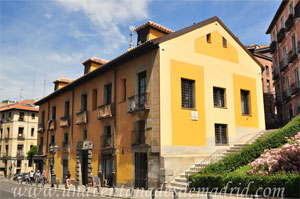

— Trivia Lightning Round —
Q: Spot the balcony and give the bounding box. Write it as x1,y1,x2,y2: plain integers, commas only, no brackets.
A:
37,145,44,155
38,123,44,133
285,14,294,31
279,58,288,72
17,136,25,141
275,94,282,106
16,150,24,157
128,93,150,113
270,41,277,54
288,48,298,63
277,28,285,43
132,130,147,146
291,82,300,95
48,119,56,131
282,90,291,101
101,134,112,148
75,110,88,125
60,116,70,127
62,142,69,152
295,1,300,18
97,104,115,120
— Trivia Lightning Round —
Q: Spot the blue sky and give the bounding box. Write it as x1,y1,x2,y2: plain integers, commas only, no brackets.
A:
0,0,280,101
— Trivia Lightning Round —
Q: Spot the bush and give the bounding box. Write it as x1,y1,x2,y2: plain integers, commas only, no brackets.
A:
189,173,300,198
200,114,300,174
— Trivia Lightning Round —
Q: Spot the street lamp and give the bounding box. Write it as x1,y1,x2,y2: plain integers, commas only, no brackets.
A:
49,144,58,187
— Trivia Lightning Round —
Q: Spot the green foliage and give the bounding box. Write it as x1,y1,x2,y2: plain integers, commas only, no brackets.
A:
188,173,300,197
200,114,300,174
27,145,37,160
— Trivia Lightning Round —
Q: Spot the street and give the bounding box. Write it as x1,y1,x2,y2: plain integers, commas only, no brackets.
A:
0,179,112,199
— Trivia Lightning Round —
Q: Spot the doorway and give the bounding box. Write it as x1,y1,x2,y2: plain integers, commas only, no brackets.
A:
134,152,148,189
103,155,113,187
81,150,88,185
62,159,68,183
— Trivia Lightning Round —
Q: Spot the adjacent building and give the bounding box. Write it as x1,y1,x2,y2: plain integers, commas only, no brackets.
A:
267,0,300,125
34,17,265,188
247,45,277,129
0,100,39,177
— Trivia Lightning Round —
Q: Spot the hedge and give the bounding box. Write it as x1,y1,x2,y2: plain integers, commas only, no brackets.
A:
199,114,300,174
189,173,300,198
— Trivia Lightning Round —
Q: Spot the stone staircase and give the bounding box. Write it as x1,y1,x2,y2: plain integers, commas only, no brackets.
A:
166,130,276,191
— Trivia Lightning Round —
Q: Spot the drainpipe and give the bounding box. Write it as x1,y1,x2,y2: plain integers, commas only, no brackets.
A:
46,102,50,153
113,69,117,186
71,89,74,153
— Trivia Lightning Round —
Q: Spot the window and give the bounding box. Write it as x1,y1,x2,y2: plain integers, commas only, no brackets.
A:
64,133,69,143
29,159,32,167
83,129,88,140
104,84,112,105
241,90,250,115
0,128,2,139
41,111,45,125
30,145,33,149
266,66,269,76
280,16,285,28
51,135,55,144
289,3,294,15
31,128,34,137
215,124,227,145
18,127,24,137
272,31,277,41
7,127,10,138
17,160,21,167
19,112,24,121
267,80,270,93
92,89,97,110
181,78,195,108
291,35,296,52
213,87,225,107
8,112,11,120
138,71,147,105
52,106,56,120
31,113,35,119
104,125,112,147
294,68,299,86
81,94,87,111
120,78,127,102
65,101,70,117
222,37,227,48
84,64,91,74
286,77,290,95
283,46,287,63
206,33,211,43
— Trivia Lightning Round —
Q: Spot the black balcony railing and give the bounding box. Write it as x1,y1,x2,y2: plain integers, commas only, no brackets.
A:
132,130,147,146
295,1,300,18
282,89,291,101
16,150,24,157
17,136,25,140
270,41,277,54
272,67,279,80
75,110,88,125
97,104,115,120
275,94,282,106
128,93,149,113
279,58,288,72
101,134,112,148
60,116,70,127
291,82,300,95
285,14,294,31
277,28,285,43
288,48,298,63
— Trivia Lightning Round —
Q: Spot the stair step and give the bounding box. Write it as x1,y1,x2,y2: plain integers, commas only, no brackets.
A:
175,177,187,183
170,181,188,188
165,186,187,192
179,173,187,178
234,143,249,146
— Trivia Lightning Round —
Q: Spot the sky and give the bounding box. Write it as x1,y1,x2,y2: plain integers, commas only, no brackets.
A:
0,0,281,102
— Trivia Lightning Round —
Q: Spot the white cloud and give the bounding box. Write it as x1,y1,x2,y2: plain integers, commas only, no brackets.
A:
44,13,52,19
55,0,150,49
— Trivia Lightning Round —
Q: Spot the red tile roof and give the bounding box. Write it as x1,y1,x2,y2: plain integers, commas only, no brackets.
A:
53,78,74,84
0,100,38,112
135,21,174,34
82,57,108,65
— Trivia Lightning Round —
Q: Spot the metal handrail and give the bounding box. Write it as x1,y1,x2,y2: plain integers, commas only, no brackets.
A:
194,149,226,173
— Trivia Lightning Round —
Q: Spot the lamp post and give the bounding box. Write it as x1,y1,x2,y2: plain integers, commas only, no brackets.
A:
49,144,58,187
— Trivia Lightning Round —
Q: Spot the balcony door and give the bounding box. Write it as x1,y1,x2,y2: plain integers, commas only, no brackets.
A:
134,152,148,189
104,83,112,105
138,71,147,106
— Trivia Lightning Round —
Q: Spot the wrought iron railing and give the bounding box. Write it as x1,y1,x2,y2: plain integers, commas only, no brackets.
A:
101,134,112,148
97,103,115,119
132,130,147,145
128,93,149,113
60,116,70,127
193,149,227,173
48,119,56,130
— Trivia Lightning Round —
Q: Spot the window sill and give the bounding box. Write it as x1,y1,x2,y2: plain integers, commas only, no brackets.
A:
118,100,126,104
181,107,197,111
214,106,227,109
215,143,229,146
242,114,252,117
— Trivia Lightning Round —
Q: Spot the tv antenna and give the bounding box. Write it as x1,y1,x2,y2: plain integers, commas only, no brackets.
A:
129,26,135,49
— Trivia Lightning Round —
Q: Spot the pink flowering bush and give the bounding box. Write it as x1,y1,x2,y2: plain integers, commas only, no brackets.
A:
248,132,300,175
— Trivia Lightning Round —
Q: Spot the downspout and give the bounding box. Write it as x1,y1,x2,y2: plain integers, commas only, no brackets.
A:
113,69,117,186
71,89,75,153
46,101,50,153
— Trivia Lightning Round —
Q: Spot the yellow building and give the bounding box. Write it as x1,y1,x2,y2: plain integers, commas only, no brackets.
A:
0,100,39,177
34,17,265,189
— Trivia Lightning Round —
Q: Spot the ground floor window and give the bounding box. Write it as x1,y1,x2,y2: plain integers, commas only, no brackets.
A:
215,124,228,145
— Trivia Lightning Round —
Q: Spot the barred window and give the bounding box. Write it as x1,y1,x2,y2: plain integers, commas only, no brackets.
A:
181,78,195,108
213,87,225,107
215,124,227,145
241,90,250,115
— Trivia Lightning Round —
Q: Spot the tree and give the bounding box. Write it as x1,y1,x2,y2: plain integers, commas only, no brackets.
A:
27,146,37,161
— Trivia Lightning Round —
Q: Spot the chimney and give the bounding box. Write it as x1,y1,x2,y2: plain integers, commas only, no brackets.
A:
53,78,73,91
135,21,173,45
82,57,108,75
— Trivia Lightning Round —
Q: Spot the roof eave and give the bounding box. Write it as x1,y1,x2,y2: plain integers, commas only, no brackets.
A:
266,0,289,34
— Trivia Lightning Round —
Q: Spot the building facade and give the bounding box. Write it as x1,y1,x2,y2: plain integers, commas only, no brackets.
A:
0,100,39,177
248,45,277,129
34,17,265,188
267,0,300,125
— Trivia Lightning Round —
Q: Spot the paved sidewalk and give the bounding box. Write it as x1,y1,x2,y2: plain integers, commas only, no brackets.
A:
15,181,261,199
